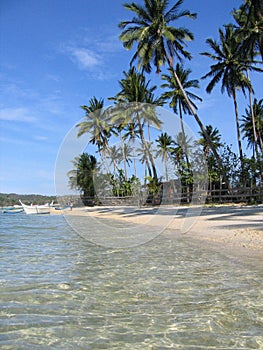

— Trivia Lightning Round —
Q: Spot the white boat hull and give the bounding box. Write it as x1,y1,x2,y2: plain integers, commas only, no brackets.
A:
2,208,24,214
19,201,50,215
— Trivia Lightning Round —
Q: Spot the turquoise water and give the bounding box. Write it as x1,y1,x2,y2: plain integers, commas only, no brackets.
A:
0,212,262,349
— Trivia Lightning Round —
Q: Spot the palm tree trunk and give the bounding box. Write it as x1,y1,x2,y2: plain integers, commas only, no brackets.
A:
132,138,137,176
105,143,120,175
164,153,168,182
247,70,258,155
232,88,243,162
179,103,191,173
245,73,263,156
178,103,193,199
148,121,151,141
120,131,128,180
136,110,157,180
167,60,231,190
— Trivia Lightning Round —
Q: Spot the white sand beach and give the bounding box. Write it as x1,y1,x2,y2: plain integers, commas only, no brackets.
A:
55,204,263,258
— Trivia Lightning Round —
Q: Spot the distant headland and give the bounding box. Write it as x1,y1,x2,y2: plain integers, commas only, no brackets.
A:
0,193,57,207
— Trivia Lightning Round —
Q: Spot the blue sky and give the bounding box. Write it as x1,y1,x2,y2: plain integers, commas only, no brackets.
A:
0,0,262,195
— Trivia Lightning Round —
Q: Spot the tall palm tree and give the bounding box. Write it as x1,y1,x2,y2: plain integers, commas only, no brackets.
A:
161,63,202,173
232,4,263,157
233,0,263,60
76,97,114,156
241,98,263,156
155,132,175,181
201,25,260,164
119,0,224,172
109,67,162,180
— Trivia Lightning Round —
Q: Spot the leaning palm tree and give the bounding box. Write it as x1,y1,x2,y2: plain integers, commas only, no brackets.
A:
76,97,114,156
201,25,261,165
119,0,224,172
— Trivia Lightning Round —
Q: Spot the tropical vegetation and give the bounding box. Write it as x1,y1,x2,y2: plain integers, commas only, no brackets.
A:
68,0,262,205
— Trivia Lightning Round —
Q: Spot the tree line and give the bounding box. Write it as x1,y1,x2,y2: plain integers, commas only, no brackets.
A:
0,193,56,207
68,0,262,205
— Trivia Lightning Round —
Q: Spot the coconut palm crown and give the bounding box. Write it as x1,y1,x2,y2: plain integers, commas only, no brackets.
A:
76,97,114,154
233,0,263,60
119,0,196,73
201,25,262,163
241,98,263,153
161,63,202,116
118,0,229,183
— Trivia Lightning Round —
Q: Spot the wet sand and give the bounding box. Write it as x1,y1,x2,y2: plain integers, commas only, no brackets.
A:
53,204,263,258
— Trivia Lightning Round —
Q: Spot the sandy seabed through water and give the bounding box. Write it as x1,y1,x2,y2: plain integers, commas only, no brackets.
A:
52,203,263,259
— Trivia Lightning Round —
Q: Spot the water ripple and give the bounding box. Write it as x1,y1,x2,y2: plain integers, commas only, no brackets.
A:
0,213,262,349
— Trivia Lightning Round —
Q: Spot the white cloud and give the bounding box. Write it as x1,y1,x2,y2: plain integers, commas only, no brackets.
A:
68,47,102,69
34,135,48,141
0,107,36,122
62,31,123,80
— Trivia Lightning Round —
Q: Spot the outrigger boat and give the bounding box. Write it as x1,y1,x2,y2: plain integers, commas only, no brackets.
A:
19,200,50,215
2,207,24,214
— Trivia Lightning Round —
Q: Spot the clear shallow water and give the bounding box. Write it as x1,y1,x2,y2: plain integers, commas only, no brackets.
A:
0,213,262,349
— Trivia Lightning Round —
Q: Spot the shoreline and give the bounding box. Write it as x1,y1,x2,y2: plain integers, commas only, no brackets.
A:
53,204,263,259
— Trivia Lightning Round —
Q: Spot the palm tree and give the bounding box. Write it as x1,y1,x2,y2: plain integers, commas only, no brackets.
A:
76,97,114,156
67,153,97,204
198,125,223,158
123,121,140,176
233,0,263,60
232,4,263,157
172,132,193,201
201,25,260,165
110,118,130,180
198,126,224,194
122,143,133,174
109,67,162,180
155,132,175,181
171,132,192,169
119,0,224,172
161,64,202,125
241,98,263,156
161,63,202,174
106,145,122,175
